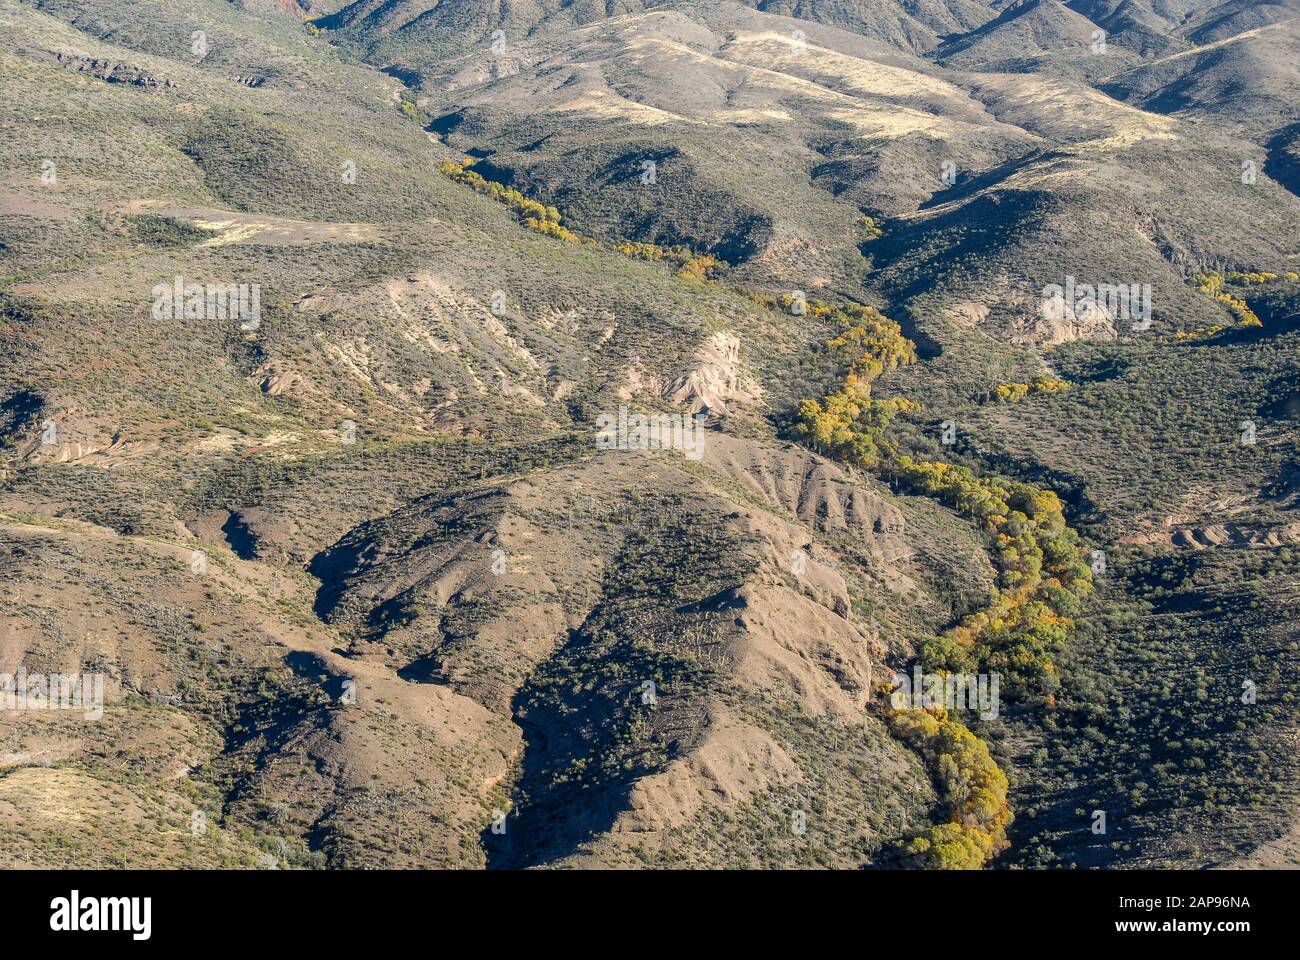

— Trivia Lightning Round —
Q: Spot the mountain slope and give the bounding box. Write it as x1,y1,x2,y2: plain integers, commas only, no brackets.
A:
3,0,1299,871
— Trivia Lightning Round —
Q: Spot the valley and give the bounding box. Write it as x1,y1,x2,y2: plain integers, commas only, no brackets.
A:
1,0,1298,871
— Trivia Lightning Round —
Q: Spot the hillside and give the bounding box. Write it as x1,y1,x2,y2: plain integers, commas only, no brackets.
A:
1,0,1298,871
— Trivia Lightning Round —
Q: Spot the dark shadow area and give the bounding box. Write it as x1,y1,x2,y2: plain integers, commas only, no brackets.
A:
221,511,259,560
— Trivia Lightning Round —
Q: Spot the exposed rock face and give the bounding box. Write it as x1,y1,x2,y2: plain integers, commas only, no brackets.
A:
47,51,174,90
12,410,122,465
698,432,907,549
944,284,1122,347
1123,522,1300,550
1010,295,1119,346
944,301,991,327
664,331,758,414
255,359,307,397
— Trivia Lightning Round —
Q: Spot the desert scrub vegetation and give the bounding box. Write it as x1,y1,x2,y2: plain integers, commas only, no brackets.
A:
642,706,933,868
1009,545,1300,867
178,106,447,222
492,500,740,867
124,213,217,247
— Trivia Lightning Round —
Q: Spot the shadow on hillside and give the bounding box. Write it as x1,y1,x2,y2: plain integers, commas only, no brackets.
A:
308,533,369,623
481,626,644,869
1265,123,1300,202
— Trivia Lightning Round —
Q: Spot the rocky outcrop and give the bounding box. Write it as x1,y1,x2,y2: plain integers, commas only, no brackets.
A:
664,331,758,414
1124,521,1300,550
1011,294,1118,346
46,51,175,91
